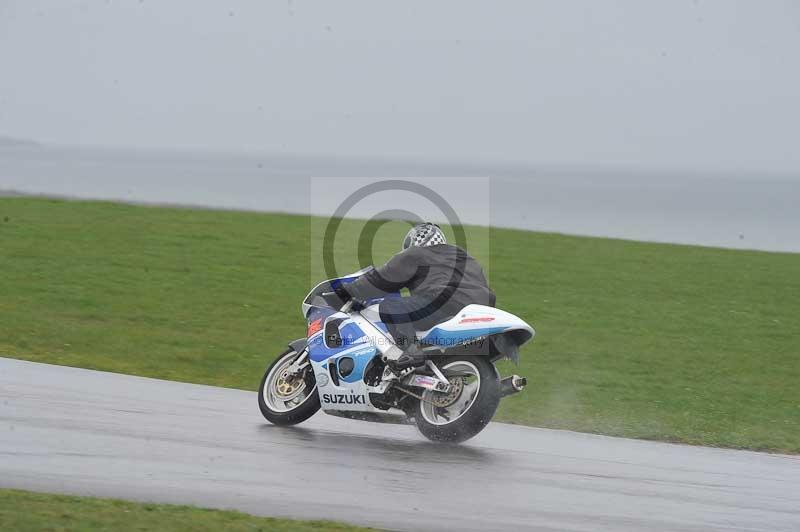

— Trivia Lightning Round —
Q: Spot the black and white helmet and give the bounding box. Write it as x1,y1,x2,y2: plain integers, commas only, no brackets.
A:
402,223,447,250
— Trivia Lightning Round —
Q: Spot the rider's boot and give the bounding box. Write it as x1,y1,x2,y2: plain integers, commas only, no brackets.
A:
384,344,426,372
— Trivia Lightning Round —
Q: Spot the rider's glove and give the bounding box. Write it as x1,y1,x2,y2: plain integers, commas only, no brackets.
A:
332,284,352,303
331,284,367,311
333,285,366,312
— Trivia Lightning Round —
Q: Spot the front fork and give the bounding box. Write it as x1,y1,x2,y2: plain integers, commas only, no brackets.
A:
283,346,310,379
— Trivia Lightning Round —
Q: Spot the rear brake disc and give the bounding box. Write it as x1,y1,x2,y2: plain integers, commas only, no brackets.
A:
430,376,465,408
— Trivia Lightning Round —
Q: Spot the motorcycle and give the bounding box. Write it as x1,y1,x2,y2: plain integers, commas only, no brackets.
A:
258,267,535,443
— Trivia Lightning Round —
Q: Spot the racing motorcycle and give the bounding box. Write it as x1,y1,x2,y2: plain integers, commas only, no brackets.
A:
258,267,535,443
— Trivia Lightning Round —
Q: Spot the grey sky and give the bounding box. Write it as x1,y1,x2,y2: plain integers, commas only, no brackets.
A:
1,0,799,174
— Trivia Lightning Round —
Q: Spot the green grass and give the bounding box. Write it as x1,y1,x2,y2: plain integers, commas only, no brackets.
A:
1,197,798,453
0,488,373,531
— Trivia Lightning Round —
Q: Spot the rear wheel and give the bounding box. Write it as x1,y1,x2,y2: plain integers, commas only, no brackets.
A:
415,355,500,443
258,347,320,425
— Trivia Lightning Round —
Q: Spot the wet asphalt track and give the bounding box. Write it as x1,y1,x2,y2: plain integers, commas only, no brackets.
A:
1,357,799,532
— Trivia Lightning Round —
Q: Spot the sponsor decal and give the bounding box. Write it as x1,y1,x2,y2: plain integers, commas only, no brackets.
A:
459,316,495,324
307,318,323,336
316,372,329,387
412,375,437,387
321,391,367,405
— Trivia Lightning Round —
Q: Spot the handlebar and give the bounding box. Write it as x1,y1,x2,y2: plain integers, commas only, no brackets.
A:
321,291,356,313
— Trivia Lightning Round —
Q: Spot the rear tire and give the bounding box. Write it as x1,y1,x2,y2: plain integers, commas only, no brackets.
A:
258,348,320,426
415,355,500,443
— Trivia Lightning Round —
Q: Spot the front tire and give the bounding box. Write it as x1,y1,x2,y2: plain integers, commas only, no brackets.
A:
258,347,320,425
415,355,500,443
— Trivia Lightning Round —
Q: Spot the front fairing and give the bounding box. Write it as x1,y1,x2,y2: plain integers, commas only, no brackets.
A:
301,266,374,317
301,266,400,317
305,305,384,414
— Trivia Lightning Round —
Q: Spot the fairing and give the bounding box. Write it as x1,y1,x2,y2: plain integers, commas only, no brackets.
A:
418,304,535,348
304,301,534,415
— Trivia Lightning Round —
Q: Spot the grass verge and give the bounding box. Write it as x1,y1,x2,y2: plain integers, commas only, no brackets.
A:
0,488,373,532
0,197,798,452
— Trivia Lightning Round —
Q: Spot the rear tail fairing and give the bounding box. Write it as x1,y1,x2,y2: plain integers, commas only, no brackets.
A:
418,304,534,362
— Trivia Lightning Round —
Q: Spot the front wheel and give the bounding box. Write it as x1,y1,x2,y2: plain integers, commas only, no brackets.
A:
415,355,500,443
258,347,320,425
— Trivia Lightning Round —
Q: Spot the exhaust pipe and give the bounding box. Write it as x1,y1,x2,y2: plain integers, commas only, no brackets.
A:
499,375,527,397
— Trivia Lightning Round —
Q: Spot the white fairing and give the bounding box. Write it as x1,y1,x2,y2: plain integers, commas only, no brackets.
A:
417,304,535,349
308,299,534,415
309,313,395,414
311,344,381,413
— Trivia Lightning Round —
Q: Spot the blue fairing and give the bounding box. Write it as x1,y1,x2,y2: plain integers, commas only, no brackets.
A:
338,346,377,383
307,312,377,383
307,312,372,364
329,276,360,289
421,326,509,347
339,322,371,350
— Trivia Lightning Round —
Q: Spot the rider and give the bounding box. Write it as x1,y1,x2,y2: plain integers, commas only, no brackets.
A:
334,223,495,371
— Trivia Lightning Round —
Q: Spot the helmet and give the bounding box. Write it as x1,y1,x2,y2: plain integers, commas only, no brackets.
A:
402,223,447,250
